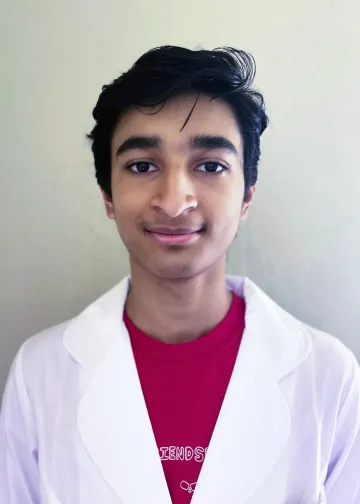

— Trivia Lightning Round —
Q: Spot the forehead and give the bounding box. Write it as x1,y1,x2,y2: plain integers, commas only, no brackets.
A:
111,93,242,150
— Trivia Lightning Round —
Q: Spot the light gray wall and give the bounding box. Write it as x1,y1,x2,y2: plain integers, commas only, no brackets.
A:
1,0,359,394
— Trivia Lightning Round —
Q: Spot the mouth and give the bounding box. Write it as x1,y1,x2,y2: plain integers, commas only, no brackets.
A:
144,227,205,246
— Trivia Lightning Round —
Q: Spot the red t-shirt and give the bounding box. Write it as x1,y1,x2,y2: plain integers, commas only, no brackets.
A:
124,292,245,503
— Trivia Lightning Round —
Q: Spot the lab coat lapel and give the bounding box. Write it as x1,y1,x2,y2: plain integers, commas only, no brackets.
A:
64,278,172,504
64,276,310,504
191,277,311,504
191,325,291,504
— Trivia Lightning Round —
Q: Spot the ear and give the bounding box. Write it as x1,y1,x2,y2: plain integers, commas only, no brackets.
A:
240,186,255,221
101,189,115,220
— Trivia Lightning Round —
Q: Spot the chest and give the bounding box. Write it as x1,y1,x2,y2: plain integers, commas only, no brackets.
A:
35,369,331,504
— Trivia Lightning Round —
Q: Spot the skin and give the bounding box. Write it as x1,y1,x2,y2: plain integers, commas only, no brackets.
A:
102,93,255,343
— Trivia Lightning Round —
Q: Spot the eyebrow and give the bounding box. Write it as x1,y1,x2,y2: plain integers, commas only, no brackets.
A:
190,135,239,156
115,134,239,156
116,135,162,156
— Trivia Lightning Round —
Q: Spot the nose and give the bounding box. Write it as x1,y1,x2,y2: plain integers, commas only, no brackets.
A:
150,169,198,218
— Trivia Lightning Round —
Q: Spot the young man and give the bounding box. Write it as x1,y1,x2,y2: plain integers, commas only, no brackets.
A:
1,46,359,504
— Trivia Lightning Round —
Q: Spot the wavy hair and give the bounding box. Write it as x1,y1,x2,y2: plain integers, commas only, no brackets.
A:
88,46,269,199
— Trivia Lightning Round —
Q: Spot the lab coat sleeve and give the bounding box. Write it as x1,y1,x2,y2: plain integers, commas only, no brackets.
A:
0,344,40,504
324,355,360,503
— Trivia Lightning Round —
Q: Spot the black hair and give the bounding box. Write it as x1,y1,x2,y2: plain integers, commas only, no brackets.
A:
88,46,269,199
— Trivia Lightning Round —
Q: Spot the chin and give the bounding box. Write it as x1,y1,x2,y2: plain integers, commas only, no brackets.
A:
149,260,204,281
155,266,199,281
149,253,224,281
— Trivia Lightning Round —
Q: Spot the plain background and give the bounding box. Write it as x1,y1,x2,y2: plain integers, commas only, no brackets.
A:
1,0,359,395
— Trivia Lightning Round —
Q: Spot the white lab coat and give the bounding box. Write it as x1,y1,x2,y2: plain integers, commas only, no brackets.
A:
1,276,360,504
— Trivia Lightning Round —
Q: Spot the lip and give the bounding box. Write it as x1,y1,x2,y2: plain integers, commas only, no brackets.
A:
147,227,202,235
145,227,203,245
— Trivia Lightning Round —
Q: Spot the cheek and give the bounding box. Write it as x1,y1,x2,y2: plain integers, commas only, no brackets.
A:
205,182,243,228
222,202,243,237
111,189,138,232
111,181,153,240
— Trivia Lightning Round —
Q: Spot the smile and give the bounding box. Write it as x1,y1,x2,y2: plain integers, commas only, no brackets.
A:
145,227,203,246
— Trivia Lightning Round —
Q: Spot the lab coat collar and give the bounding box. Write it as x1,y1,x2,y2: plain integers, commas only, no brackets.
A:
63,275,310,377
63,275,311,504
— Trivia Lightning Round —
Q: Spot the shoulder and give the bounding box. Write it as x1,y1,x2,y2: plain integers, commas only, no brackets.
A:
269,296,360,422
243,276,359,396
2,321,72,424
306,324,356,370
14,277,131,389
244,276,358,380
21,320,71,365
15,320,74,392
304,323,359,402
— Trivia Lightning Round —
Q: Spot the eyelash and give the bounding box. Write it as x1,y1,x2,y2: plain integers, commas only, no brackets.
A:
126,161,229,175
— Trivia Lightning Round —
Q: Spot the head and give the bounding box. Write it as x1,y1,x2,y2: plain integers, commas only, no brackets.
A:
88,46,268,281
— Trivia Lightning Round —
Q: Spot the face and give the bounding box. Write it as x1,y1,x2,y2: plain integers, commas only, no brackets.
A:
103,93,254,280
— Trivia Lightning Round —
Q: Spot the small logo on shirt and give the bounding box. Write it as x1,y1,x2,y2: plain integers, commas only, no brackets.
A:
180,480,197,494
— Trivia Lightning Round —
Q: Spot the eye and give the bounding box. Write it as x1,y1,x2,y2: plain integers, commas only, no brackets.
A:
196,161,228,174
127,161,158,174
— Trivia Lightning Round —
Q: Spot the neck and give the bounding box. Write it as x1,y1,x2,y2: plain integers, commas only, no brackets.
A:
125,260,232,344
